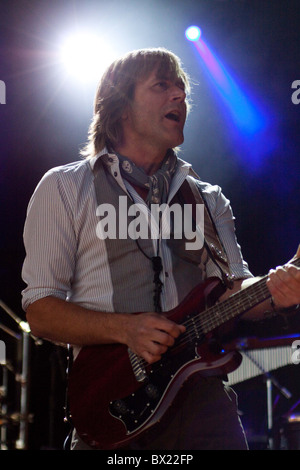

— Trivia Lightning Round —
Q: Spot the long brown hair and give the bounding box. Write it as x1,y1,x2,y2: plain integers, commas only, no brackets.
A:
81,48,191,158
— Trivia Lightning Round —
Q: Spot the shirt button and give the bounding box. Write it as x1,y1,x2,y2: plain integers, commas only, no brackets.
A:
114,171,118,177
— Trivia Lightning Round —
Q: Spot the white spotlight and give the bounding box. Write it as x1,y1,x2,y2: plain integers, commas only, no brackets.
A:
60,32,115,82
185,26,202,42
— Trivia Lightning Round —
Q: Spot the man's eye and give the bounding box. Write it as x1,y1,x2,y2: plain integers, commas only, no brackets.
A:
155,81,168,89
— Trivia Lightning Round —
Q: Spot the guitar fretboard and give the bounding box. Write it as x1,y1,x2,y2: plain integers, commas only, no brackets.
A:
129,257,300,373
188,257,300,341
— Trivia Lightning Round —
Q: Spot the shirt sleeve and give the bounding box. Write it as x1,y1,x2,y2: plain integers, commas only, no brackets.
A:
199,183,253,280
21,169,77,311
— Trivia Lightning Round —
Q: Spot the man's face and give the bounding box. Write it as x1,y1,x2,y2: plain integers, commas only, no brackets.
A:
122,68,187,154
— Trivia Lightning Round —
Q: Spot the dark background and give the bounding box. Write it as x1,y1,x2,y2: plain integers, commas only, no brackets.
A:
0,0,299,450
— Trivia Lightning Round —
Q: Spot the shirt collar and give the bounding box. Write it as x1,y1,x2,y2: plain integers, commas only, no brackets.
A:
90,148,192,172
89,147,116,171
89,148,195,198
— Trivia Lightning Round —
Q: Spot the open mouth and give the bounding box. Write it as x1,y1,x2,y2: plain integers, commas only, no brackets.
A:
165,112,180,122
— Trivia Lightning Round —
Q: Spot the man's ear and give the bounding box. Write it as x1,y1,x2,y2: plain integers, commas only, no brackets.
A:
121,104,130,121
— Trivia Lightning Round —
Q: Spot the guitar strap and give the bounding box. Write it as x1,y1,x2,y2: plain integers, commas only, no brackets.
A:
179,176,234,290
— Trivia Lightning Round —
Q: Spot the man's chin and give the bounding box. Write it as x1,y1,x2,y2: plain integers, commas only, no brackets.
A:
169,131,184,148
174,134,184,148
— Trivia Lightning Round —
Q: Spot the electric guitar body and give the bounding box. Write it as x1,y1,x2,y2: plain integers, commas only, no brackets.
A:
68,255,300,449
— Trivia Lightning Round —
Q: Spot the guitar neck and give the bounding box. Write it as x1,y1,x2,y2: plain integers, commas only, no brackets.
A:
129,257,299,372
199,257,300,334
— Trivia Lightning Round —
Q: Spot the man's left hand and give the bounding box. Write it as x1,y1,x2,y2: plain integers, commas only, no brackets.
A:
267,263,300,309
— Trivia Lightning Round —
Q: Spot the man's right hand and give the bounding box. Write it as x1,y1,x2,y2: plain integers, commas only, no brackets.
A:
122,312,186,364
26,297,185,365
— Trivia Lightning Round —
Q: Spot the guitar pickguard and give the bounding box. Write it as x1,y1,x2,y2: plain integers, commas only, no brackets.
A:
109,342,200,435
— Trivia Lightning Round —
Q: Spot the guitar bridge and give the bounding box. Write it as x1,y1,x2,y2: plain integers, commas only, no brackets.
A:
128,348,147,382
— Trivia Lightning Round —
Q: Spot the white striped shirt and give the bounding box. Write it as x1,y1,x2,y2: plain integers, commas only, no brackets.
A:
21,151,252,314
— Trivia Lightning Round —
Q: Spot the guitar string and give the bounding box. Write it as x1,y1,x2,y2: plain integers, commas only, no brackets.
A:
132,258,300,373
183,255,299,335
132,277,270,371
131,279,269,373
182,257,299,338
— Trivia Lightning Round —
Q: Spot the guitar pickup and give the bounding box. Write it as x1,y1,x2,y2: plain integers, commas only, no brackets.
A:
128,348,147,382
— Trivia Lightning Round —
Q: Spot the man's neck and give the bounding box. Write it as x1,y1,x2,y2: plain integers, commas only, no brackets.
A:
115,142,168,175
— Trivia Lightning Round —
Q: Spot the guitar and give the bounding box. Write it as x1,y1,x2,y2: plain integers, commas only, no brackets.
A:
68,255,300,449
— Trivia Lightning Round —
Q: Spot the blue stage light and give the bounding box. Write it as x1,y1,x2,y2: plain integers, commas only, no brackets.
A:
185,28,274,169
192,38,265,136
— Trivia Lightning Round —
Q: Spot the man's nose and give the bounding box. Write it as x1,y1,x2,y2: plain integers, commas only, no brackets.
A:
170,85,186,102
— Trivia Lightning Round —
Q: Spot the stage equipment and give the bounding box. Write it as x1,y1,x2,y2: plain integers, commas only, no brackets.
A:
0,299,40,449
228,337,298,450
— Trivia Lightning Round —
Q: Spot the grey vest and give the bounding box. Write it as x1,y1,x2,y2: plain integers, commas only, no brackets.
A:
92,158,231,314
